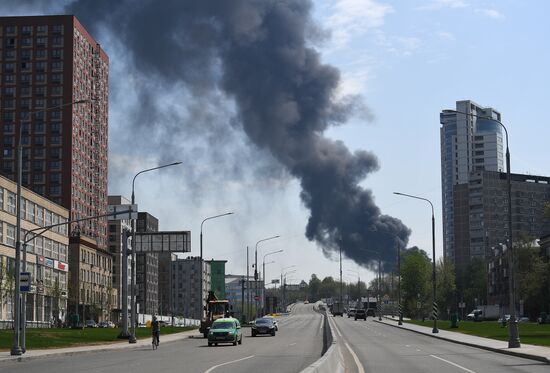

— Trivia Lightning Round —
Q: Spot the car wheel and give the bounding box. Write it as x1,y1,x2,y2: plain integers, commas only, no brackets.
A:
271,331,276,336
238,337,242,345
233,340,237,346
252,331,256,337
214,343,218,346
208,342,212,347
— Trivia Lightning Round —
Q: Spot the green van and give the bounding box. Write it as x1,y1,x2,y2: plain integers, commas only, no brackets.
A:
207,318,243,346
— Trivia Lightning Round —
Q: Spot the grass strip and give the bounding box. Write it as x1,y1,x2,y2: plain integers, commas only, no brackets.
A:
405,320,550,347
0,326,197,351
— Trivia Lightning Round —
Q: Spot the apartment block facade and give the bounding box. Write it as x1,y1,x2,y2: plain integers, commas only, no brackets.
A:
0,15,109,247
171,257,211,320
440,100,504,262
454,170,550,303
0,174,69,326
136,212,158,315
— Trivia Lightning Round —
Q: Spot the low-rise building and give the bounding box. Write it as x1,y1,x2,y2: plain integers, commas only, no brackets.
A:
0,175,69,326
171,257,211,320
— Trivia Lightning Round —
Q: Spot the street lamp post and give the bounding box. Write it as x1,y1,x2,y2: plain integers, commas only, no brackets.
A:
262,250,283,314
447,110,519,347
397,243,403,325
393,192,438,333
128,161,182,343
282,268,297,311
254,236,280,318
281,266,296,312
11,99,93,356
347,269,360,306
199,212,234,320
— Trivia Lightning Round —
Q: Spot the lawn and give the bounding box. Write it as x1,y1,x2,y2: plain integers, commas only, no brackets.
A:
0,326,197,351
405,319,550,347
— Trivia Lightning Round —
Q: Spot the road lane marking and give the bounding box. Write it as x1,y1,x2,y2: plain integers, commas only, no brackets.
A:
289,342,297,346
330,317,365,373
430,355,477,373
203,355,255,373
344,342,365,373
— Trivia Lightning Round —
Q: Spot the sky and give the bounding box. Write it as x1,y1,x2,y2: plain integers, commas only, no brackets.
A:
2,0,550,287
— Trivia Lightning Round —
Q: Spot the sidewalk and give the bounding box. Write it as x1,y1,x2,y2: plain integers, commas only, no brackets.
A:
0,328,201,363
375,317,550,364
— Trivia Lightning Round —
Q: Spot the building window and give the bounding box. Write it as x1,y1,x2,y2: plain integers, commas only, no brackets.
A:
7,192,16,214
52,25,64,34
6,224,15,246
21,49,32,60
37,25,47,34
21,25,32,35
36,37,47,47
36,49,47,59
52,49,63,59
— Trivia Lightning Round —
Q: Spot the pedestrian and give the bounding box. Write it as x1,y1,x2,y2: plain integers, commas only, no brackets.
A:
151,316,160,349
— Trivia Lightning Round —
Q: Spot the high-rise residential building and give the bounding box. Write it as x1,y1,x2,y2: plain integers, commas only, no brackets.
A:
136,212,158,315
158,252,176,316
454,170,550,303
107,195,132,321
171,257,211,320
440,100,504,262
0,15,109,247
0,174,69,325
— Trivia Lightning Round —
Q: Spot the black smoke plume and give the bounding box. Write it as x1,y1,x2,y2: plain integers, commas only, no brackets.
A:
63,0,410,268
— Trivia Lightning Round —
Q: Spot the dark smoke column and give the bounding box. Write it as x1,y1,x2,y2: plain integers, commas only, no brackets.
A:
66,0,410,267
217,1,410,266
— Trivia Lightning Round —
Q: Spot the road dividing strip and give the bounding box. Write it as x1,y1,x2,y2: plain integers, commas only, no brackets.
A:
203,355,255,373
430,355,477,373
329,317,365,373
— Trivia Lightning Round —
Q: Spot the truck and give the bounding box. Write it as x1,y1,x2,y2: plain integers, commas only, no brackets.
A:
466,305,500,321
199,291,232,337
331,301,344,316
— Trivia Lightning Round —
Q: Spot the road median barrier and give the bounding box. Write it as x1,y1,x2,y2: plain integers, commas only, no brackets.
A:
300,303,344,373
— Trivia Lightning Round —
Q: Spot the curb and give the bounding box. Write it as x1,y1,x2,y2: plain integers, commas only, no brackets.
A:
0,329,198,364
375,319,550,364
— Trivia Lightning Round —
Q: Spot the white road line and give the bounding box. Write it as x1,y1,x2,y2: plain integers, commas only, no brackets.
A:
203,355,255,373
344,342,366,373
331,317,365,373
289,342,297,346
430,355,477,373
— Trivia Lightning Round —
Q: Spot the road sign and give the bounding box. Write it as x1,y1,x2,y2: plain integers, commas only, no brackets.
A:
133,231,191,252
254,295,260,301
458,302,466,309
20,272,31,292
107,204,138,220
271,279,280,284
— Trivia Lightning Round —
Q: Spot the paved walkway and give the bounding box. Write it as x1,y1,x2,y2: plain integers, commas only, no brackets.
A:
0,328,201,363
376,316,550,364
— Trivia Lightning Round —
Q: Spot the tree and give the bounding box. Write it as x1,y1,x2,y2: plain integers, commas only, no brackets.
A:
516,239,549,318
308,274,321,302
435,258,456,319
456,257,487,310
0,259,16,320
400,247,431,318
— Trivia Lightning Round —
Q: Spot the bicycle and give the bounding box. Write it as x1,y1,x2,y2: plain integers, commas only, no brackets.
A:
152,332,160,350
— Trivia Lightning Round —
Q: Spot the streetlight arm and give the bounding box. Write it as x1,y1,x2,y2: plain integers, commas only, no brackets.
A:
263,249,284,263
393,192,434,216
255,235,281,251
201,212,235,233
132,162,183,202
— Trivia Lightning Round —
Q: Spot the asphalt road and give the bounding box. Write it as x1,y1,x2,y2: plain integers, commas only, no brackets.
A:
331,315,549,373
1,303,324,373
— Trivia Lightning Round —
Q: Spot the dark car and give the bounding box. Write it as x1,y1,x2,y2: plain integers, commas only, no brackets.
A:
355,309,367,320
252,317,276,337
366,308,376,317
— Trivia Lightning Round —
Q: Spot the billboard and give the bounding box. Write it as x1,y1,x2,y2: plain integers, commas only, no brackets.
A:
133,231,191,252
